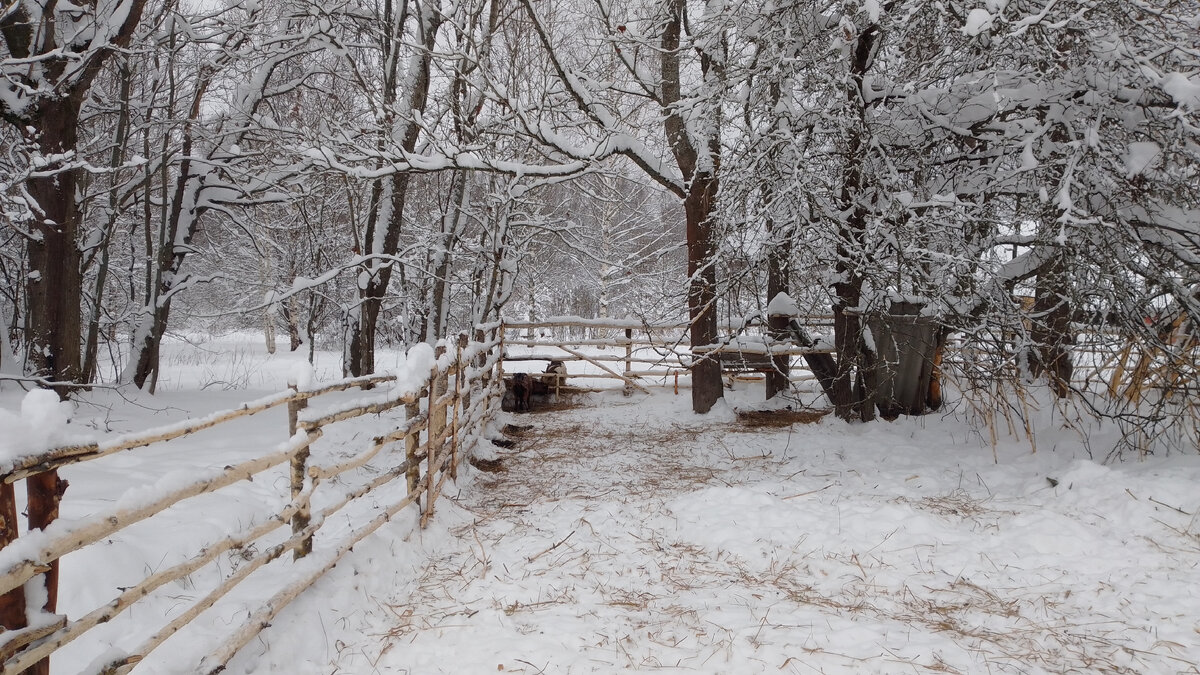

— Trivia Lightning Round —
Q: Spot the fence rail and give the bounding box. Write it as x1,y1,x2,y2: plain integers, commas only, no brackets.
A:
498,315,838,392
0,331,502,675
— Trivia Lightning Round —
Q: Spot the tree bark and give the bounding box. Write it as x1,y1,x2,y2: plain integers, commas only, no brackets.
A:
3,0,149,395
685,173,723,414
831,15,887,422
25,105,85,393
662,0,723,414
1030,251,1074,397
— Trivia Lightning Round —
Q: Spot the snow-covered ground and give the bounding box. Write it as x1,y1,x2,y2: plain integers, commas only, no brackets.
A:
2,334,1199,674
256,388,1200,674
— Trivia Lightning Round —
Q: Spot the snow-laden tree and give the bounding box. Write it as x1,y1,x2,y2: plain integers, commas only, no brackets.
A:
1,0,150,388
511,0,749,413
856,0,1200,407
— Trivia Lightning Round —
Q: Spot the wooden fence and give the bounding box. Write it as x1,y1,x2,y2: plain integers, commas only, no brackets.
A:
499,316,836,393
0,330,502,675
498,316,1175,399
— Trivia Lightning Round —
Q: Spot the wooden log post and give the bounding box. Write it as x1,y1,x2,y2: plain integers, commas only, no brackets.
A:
450,333,468,480
0,481,25,634
25,466,67,675
287,383,311,560
424,344,448,524
497,322,506,384
405,400,422,506
473,327,487,392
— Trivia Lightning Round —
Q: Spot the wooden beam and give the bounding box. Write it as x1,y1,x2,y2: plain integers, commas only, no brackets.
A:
557,345,650,393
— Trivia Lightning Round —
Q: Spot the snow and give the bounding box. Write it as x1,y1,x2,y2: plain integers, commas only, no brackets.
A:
1125,141,1162,177
1161,72,1200,109
962,9,993,36
0,390,78,464
765,291,800,317
1,339,1198,673
244,387,1200,674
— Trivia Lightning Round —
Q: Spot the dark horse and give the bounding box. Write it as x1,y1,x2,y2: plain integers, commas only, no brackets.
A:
511,372,533,412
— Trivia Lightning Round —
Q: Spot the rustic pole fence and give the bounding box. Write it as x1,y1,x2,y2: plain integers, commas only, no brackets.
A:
0,331,503,675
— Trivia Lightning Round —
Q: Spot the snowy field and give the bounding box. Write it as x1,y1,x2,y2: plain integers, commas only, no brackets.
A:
1,334,1199,674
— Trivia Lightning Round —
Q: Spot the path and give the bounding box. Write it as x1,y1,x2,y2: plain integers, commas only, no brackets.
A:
321,390,1200,675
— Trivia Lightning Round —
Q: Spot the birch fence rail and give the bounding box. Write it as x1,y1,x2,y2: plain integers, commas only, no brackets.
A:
0,331,502,675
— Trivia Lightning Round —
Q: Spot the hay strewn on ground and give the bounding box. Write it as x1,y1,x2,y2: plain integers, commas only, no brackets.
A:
350,391,1200,674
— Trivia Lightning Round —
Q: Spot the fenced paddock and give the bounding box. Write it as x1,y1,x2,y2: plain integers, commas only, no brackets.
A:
0,330,502,675
0,315,1192,673
500,315,1198,431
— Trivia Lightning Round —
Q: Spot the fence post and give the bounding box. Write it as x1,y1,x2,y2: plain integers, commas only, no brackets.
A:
625,328,633,376
0,480,26,633
450,333,468,480
22,465,66,675
405,399,422,505
497,321,506,384
287,381,311,560
424,344,447,525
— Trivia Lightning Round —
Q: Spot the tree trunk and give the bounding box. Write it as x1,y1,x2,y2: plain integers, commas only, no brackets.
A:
346,5,442,377
3,0,148,397
685,173,723,414
285,296,303,351
830,14,887,422
25,106,84,393
662,0,723,414
1030,251,1073,397
82,58,134,385
425,170,470,344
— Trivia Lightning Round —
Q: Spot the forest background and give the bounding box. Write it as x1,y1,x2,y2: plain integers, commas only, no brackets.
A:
2,0,1198,440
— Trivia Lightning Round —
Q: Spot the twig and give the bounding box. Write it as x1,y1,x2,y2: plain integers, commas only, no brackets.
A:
782,484,833,500
527,530,575,563
1148,496,1192,515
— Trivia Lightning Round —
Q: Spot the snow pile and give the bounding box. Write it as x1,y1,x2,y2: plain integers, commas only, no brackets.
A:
765,291,800,317
1125,141,1161,177
962,8,993,36
0,389,77,464
1162,71,1200,109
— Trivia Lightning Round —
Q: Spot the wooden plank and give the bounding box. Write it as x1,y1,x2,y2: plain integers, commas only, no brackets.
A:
556,345,650,393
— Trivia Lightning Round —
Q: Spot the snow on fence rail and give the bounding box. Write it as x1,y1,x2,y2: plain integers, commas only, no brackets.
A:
0,332,503,675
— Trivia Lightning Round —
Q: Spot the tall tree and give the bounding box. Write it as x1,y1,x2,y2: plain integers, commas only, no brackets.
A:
1,0,149,389
516,0,730,412
342,0,443,376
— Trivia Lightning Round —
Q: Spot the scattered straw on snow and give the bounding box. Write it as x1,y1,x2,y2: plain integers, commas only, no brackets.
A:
329,392,1200,674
